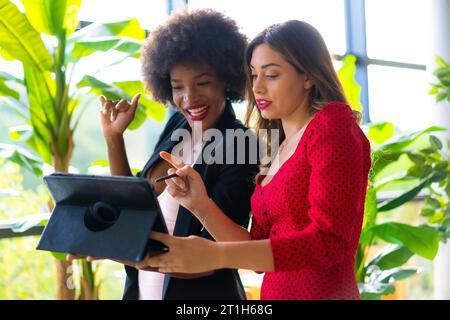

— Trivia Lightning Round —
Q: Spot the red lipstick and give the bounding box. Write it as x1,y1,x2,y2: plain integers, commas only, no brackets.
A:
184,105,210,121
256,99,272,110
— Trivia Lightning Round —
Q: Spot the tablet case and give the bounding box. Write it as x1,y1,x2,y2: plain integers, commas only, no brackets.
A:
37,173,168,262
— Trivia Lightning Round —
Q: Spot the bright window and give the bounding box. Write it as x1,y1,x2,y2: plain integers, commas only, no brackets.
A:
368,65,431,132
189,0,346,55
78,0,168,30
366,0,431,65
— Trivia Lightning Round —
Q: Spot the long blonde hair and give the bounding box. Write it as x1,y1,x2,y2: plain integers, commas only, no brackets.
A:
244,20,360,163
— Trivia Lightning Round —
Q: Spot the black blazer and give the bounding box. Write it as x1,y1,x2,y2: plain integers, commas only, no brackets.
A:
122,102,259,300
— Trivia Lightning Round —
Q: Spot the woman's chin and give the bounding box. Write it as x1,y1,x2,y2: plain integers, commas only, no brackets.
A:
260,110,276,120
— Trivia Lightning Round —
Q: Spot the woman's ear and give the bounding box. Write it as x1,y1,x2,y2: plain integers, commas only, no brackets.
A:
303,75,314,90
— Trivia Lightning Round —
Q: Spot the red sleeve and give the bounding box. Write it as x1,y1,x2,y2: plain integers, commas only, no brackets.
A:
270,104,369,271
250,213,269,240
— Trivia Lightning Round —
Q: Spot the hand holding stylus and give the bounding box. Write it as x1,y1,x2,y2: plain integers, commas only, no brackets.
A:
158,151,210,215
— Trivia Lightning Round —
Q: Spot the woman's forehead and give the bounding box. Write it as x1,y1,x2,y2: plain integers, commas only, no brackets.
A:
250,44,288,69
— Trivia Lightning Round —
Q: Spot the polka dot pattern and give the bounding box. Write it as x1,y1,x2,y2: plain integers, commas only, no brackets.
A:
250,102,371,300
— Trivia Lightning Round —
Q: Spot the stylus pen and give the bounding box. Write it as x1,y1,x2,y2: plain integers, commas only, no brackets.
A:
154,173,179,183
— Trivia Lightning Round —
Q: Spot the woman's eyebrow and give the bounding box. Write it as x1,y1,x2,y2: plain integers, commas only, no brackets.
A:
250,63,281,69
193,72,214,79
171,73,214,82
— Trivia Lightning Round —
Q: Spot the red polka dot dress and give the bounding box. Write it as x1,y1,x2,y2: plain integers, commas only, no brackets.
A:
250,102,371,300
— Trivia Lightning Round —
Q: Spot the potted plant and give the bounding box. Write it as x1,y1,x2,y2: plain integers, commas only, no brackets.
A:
0,0,165,299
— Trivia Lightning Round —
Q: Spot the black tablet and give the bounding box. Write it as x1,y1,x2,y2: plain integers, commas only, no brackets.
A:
37,173,168,262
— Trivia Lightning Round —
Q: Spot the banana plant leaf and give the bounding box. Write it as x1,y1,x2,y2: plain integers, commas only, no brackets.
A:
367,122,395,145
367,244,414,270
22,0,81,37
359,266,419,299
68,18,146,43
24,66,56,164
377,126,446,152
0,0,53,72
0,96,29,120
69,37,142,61
377,177,432,212
0,143,43,176
370,222,440,260
337,54,362,112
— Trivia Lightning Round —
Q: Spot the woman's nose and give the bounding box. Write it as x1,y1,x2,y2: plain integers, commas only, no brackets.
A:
182,88,198,104
252,76,265,95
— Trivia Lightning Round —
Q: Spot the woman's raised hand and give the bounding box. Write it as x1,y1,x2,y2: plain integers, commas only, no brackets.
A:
159,151,210,215
99,93,141,139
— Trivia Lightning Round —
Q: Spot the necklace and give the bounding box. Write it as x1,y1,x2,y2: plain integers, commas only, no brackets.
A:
278,118,311,155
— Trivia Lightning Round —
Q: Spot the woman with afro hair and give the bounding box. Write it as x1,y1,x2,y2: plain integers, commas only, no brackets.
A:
94,9,258,300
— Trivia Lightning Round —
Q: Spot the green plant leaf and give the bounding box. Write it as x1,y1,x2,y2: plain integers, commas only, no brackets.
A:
428,85,438,95
429,211,445,224
436,92,447,102
430,135,443,150
8,124,33,141
0,71,24,84
420,208,435,217
0,79,20,100
370,150,404,180
378,177,432,212
0,96,29,120
406,153,425,166
22,0,81,37
424,196,441,209
360,284,395,300
69,18,145,43
77,75,124,97
0,0,53,72
407,164,432,178
0,72,26,110
358,269,396,299
369,245,414,270
367,122,395,145
374,175,419,192
378,267,419,283
446,179,450,198
90,159,109,166
370,222,440,260
435,160,448,172
363,186,378,230
337,54,363,112
360,290,391,300
442,218,450,231
24,66,55,164
435,55,448,68
69,37,142,61
0,143,43,176
51,252,68,261
377,126,446,152
434,68,450,80
359,186,378,246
